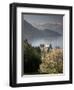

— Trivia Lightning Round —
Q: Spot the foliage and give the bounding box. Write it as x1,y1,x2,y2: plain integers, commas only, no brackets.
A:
39,48,63,74
23,40,41,74
23,40,63,74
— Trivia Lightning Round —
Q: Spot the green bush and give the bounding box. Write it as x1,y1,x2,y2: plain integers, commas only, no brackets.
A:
23,40,41,74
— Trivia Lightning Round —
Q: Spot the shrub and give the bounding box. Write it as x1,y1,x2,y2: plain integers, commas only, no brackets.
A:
39,48,63,74
23,40,41,74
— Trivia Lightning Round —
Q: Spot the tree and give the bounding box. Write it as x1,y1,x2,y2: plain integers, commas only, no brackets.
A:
48,44,52,52
39,48,63,74
23,40,42,74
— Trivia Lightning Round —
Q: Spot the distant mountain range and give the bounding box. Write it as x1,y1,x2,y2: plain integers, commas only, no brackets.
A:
22,20,62,41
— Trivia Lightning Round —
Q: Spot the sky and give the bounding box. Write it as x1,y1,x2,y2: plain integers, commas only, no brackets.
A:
22,13,63,48
23,13,63,34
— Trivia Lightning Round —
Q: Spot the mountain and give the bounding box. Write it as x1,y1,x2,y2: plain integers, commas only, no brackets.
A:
22,20,62,41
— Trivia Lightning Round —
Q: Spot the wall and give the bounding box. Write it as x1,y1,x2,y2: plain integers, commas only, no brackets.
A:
0,0,74,89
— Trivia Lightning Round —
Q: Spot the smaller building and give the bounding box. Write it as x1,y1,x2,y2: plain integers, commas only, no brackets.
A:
40,44,53,53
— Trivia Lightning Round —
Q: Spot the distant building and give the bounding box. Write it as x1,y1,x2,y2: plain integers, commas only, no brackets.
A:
40,44,49,53
44,44,49,53
40,43,53,53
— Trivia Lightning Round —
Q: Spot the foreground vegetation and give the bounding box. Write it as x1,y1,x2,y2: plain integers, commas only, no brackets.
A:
23,40,63,74
39,48,63,74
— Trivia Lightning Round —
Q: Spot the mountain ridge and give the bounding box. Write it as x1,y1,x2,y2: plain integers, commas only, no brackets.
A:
23,20,62,41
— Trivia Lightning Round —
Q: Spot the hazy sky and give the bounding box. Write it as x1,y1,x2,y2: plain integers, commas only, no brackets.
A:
22,13,63,48
23,13,63,34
